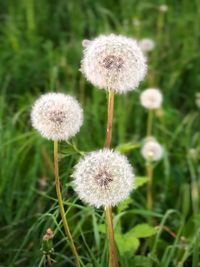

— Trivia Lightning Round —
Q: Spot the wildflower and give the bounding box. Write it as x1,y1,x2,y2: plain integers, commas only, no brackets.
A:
81,34,147,94
141,137,163,161
72,149,134,208
31,93,83,141
139,38,155,53
140,88,163,109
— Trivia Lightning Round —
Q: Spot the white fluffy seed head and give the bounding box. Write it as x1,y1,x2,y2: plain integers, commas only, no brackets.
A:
140,88,163,109
31,93,83,141
81,34,147,94
72,149,134,208
139,38,155,53
141,137,163,161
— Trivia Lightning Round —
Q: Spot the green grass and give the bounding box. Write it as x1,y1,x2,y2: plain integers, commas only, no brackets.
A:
0,0,200,266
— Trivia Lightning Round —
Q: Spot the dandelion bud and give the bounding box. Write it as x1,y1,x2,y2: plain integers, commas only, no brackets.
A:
139,38,155,53
72,149,134,208
81,34,147,94
141,137,163,161
140,88,163,109
42,228,54,255
31,93,83,141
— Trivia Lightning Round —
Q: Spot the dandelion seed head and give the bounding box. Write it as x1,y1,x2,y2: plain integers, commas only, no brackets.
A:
72,149,134,208
159,4,168,12
139,38,155,53
140,88,163,109
141,137,163,161
132,18,141,27
81,34,147,94
31,93,83,141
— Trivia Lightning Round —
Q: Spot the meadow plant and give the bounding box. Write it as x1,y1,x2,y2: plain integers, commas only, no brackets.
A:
140,88,163,210
81,33,146,267
31,92,83,267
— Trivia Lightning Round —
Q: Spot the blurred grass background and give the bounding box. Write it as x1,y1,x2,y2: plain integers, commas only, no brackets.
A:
0,0,200,266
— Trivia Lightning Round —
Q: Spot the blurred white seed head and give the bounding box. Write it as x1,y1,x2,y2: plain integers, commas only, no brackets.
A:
132,18,141,27
159,4,168,12
81,34,147,94
188,148,197,159
195,93,200,108
140,88,163,109
72,149,134,208
31,93,83,141
141,137,163,161
139,38,155,53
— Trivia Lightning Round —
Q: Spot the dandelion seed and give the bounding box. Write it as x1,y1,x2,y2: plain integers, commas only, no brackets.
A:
31,93,83,141
72,149,134,208
140,88,163,109
141,137,163,161
139,38,155,53
81,34,147,94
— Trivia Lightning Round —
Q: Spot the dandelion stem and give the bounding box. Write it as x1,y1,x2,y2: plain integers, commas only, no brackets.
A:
53,140,80,267
104,91,114,148
104,90,119,267
146,109,153,209
146,161,153,210
147,109,153,137
105,207,119,267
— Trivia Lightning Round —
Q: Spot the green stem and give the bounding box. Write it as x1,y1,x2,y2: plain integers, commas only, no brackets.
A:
47,255,52,267
104,91,119,267
146,161,153,210
146,109,153,210
54,140,80,267
105,207,119,267
146,109,153,137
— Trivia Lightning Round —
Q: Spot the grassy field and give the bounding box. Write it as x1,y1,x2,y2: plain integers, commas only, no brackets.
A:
0,0,200,266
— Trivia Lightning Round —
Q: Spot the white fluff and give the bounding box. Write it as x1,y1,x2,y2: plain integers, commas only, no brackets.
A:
139,38,155,53
81,34,147,94
31,93,83,141
141,137,163,161
72,149,134,208
159,4,168,12
140,88,163,109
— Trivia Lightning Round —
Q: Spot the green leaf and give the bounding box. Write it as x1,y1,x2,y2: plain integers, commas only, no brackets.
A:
135,176,148,189
98,224,106,234
129,223,157,238
117,198,132,212
132,256,153,267
117,143,140,153
115,233,140,255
